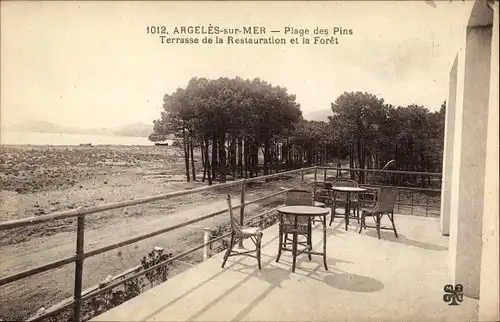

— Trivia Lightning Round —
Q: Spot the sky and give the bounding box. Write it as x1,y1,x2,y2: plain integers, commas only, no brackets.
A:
1,1,474,129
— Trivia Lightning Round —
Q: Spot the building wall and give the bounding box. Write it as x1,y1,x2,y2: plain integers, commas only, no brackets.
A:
478,3,499,320
440,55,458,236
448,25,492,298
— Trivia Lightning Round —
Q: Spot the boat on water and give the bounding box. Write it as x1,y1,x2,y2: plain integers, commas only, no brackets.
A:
79,143,92,146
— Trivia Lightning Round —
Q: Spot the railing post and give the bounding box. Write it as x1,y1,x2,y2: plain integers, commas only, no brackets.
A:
301,168,304,181
313,167,318,199
397,190,401,212
203,228,212,260
410,192,414,216
239,179,246,248
73,209,85,322
425,194,429,217
323,168,327,182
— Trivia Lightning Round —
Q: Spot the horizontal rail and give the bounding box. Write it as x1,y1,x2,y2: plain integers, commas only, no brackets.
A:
0,255,76,286
316,166,442,177
27,207,282,322
0,190,288,287
245,205,283,224
359,184,441,193
84,189,287,259
0,168,310,231
314,181,441,193
28,299,75,322
395,202,440,209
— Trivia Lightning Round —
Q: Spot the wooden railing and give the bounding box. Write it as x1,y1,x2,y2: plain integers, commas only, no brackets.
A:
0,166,442,322
0,167,314,322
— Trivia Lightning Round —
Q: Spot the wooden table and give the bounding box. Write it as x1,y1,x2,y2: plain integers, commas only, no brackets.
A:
331,187,367,231
277,205,331,273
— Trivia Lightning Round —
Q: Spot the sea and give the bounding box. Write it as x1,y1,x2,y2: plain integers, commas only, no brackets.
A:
0,130,156,146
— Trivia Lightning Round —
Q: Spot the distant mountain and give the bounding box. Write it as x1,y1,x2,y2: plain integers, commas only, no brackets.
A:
7,121,153,138
304,109,332,122
112,123,153,137
9,120,65,133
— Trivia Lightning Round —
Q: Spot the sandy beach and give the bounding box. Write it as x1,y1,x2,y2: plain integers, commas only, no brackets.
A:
0,145,294,320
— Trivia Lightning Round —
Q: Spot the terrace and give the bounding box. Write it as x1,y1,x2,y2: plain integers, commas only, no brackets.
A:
91,214,478,322
1,163,466,322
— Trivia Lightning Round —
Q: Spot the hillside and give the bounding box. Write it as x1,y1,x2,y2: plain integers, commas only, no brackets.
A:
113,123,153,137
7,121,153,138
8,120,65,133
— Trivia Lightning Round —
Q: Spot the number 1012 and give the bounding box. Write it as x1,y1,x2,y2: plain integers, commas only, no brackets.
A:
146,26,167,34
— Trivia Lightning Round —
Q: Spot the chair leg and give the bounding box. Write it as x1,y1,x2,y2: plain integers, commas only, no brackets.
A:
307,223,312,261
257,236,262,270
292,232,298,273
329,202,335,226
359,212,364,234
376,215,381,239
276,229,283,263
390,212,398,238
222,233,235,268
356,205,360,223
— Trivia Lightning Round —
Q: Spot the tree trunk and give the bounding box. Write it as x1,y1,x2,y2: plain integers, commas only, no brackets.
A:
182,127,190,182
204,137,212,185
251,142,259,177
285,138,290,170
263,140,270,175
244,137,249,178
218,132,227,183
231,134,237,179
356,141,362,183
349,144,354,180
238,136,243,178
201,141,206,182
190,140,196,181
211,133,218,181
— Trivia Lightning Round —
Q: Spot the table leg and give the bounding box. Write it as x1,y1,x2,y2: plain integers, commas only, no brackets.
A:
292,215,298,273
345,192,351,231
276,214,283,263
322,214,328,270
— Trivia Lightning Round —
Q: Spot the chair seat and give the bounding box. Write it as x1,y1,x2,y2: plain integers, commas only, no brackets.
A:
335,199,359,204
334,207,346,215
241,227,263,236
281,223,309,234
361,207,383,215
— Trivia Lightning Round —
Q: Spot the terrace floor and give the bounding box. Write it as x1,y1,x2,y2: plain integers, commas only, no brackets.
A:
92,214,478,322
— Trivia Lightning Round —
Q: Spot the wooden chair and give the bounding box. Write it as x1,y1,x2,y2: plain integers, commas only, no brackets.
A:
221,195,263,269
313,183,331,224
358,187,398,239
276,189,313,263
329,179,360,226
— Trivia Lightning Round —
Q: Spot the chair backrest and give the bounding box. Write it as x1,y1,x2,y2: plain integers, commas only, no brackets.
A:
332,179,359,201
285,189,313,206
225,195,243,235
283,189,312,226
293,182,313,193
373,188,397,213
332,179,359,187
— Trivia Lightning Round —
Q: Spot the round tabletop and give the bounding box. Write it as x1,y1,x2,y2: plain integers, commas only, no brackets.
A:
278,205,330,216
331,187,367,193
